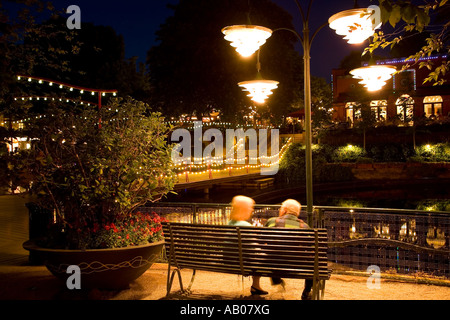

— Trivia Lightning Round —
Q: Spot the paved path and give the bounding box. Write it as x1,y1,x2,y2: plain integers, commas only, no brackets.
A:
0,195,30,266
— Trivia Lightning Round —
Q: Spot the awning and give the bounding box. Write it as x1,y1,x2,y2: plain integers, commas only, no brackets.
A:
287,109,314,118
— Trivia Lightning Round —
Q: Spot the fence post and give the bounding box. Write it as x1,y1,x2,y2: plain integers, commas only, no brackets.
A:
311,207,324,228
192,204,197,224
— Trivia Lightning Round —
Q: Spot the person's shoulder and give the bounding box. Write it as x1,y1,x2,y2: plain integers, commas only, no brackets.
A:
229,220,252,226
298,219,310,228
264,217,277,227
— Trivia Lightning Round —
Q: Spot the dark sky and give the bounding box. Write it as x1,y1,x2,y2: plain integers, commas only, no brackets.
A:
29,0,377,80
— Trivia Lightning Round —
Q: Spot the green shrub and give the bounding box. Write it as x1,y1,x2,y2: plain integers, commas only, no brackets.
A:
368,143,414,162
331,144,366,162
415,143,450,162
277,143,355,184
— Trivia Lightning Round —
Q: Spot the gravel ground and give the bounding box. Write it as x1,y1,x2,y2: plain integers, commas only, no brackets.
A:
1,263,449,301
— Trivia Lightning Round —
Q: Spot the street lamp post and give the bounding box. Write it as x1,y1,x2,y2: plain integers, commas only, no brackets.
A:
301,12,315,226
286,1,330,226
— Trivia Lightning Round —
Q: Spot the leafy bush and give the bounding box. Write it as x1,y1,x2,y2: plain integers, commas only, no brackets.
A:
415,143,450,162
277,142,449,187
277,143,355,184
331,145,366,162
21,97,177,249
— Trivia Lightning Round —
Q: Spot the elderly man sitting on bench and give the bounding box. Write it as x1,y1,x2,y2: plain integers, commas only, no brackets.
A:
264,199,313,300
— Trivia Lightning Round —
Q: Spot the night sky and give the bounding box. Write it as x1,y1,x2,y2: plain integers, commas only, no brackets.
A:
21,0,378,81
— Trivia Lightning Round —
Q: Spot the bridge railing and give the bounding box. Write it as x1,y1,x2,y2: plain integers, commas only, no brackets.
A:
140,202,450,280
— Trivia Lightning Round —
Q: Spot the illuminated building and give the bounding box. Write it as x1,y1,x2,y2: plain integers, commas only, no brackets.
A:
331,54,450,126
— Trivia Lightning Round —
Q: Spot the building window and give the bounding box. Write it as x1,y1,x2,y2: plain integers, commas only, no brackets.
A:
396,95,414,125
423,96,443,119
370,100,387,121
345,102,361,127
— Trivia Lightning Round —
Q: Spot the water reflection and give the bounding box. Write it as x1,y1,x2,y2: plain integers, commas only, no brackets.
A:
399,219,417,243
426,227,446,249
373,223,391,239
326,209,449,278
316,197,450,213
315,196,450,212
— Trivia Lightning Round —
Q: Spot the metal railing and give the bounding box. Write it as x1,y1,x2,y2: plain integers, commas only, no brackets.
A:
139,202,450,280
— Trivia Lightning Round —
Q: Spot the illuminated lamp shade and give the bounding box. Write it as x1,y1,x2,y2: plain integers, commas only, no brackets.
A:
222,25,273,57
329,7,381,44
350,65,396,91
238,79,279,104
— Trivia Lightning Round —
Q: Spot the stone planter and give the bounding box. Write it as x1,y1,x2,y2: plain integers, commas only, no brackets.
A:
23,240,164,290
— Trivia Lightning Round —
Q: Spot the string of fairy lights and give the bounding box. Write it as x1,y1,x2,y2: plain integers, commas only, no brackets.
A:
172,137,292,179
14,96,97,106
8,75,290,178
166,120,276,130
10,75,276,129
15,75,118,97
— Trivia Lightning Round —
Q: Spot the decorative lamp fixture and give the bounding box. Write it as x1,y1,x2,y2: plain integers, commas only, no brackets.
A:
329,5,381,44
350,65,396,91
238,50,278,104
222,25,273,57
238,78,279,104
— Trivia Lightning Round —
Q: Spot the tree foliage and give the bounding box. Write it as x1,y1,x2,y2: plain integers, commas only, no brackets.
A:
0,0,78,109
0,1,151,115
367,0,450,85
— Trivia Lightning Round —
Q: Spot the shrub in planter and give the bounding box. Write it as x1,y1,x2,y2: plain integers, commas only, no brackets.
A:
22,97,177,250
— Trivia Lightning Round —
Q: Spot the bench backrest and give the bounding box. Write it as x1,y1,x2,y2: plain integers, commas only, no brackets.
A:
162,222,329,280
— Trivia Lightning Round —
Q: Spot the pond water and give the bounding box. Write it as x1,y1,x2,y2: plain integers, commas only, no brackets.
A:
312,184,450,212
163,180,450,212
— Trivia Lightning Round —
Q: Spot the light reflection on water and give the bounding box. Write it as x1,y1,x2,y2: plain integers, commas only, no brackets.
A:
165,182,450,212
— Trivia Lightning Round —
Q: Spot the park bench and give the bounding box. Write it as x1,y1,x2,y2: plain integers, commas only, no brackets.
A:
162,222,331,300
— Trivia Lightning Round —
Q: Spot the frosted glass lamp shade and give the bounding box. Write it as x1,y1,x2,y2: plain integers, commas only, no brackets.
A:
329,7,381,44
238,79,279,104
222,25,273,57
350,65,396,91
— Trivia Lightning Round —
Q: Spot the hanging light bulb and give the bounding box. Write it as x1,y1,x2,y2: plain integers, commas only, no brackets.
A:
222,25,272,57
350,65,396,91
329,6,381,44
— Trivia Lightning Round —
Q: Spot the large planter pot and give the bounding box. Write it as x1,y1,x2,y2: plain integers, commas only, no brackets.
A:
23,240,164,290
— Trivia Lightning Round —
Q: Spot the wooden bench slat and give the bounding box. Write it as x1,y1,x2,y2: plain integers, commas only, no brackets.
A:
166,242,327,253
163,224,327,235
164,232,327,243
167,238,326,248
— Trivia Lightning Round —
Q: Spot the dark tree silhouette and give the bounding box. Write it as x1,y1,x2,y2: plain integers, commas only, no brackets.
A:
146,0,303,124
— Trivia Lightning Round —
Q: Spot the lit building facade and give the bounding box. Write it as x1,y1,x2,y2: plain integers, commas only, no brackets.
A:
331,54,450,126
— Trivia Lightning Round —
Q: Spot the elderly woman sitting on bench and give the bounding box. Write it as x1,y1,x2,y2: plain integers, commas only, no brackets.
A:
227,195,268,296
